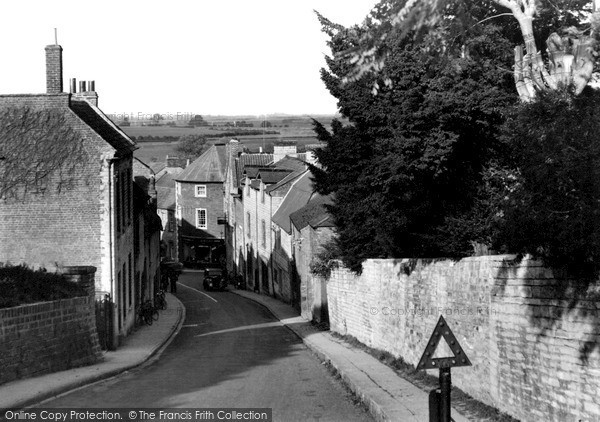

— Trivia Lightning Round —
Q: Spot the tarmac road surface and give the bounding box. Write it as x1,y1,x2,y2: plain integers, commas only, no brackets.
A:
35,271,373,422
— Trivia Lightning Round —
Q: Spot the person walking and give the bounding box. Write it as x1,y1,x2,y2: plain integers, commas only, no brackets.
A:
170,269,178,293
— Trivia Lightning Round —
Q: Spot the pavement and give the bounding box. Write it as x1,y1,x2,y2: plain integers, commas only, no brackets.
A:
229,288,470,422
0,293,185,411
0,284,470,421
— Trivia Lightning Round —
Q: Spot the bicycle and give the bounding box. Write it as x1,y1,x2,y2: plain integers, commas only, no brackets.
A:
137,300,156,326
155,289,167,310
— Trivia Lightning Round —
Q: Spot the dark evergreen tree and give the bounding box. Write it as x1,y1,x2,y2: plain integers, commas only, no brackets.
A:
311,3,518,271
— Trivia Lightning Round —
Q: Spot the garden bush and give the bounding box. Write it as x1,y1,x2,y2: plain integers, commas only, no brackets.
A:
0,265,87,308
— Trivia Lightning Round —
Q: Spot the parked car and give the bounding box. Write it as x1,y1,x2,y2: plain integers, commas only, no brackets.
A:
202,267,227,291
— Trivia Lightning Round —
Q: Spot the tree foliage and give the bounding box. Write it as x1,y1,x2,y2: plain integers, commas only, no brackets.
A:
339,0,597,100
311,4,517,271
188,115,208,127
494,87,600,276
175,134,208,160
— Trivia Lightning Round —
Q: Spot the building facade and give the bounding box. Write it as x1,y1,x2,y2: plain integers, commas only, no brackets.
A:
0,44,139,345
175,144,228,266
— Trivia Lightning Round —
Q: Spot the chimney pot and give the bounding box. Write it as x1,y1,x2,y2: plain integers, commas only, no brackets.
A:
79,81,86,92
45,45,63,94
89,80,95,92
70,78,77,93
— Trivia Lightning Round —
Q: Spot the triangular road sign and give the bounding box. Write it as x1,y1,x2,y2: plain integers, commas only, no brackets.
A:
417,315,472,370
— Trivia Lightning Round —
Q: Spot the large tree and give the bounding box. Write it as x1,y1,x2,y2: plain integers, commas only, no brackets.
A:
311,3,517,271
342,0,596,101
175,134,208,160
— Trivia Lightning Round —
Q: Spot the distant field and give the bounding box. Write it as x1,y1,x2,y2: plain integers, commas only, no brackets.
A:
129,114,333,169
122,114,338,139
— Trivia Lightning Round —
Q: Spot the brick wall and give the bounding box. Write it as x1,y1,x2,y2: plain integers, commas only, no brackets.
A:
326,256,600,422
0,296,101,385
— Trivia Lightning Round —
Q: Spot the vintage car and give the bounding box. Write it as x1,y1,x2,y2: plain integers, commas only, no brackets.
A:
202,267,228,291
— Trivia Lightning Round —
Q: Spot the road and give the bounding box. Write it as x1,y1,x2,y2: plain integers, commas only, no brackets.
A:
37,271,373,422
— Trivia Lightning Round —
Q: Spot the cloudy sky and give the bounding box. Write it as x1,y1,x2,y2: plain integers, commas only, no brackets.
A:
0,0,378,117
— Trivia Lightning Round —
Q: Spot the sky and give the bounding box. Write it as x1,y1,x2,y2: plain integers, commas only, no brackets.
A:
0,0,379,117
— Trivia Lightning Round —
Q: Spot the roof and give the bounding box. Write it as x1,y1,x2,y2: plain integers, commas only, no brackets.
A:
271,156,307,171
176,144,228,183
0,94,137,199
266,168,306,194
155,170,182,188
290,194,335,231
235,153,274,187
243,166,264,180
157,186,176,210
272,171,315,234
133,157,155,193
70,99,137,156
257,168,293,185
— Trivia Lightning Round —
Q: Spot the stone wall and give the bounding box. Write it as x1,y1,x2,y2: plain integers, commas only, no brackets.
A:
326,256,600,422
0,296,102,385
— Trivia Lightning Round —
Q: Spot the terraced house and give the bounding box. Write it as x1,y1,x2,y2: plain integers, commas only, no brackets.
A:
0,44,146,346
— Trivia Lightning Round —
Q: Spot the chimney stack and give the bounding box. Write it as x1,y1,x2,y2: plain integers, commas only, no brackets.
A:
45,45,63,94
73,79,99,107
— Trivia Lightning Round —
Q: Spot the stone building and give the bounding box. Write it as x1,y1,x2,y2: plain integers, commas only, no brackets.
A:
174,144,228,265
132,158,162,311
290,194,335,323
0,44,138,345
155,163,184,261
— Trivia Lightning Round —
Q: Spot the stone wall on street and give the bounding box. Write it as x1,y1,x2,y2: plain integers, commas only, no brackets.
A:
326,256,600,422
0,296,102,385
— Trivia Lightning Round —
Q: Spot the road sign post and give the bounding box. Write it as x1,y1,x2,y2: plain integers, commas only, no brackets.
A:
417,315,471,422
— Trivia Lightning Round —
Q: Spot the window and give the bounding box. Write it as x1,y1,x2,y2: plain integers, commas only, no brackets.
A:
196,208,207,229
261,185,265,204
246,183,250,197
261,220,266,248
247,212,251,237
176,182,181,196
195,185,207,197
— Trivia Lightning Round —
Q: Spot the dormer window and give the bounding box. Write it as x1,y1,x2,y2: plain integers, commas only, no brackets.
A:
195,185,207,197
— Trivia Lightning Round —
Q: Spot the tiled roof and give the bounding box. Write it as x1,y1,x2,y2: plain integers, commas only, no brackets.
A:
290,194,335,231
241,153,274,167
266,168,305,194
272,156,307,171
176,144,228,183
244,166,264,179
272,172,315,234
155,169,182,188
257,168,293,185
157,186,175,210
235,153,274,186
70,99,137,155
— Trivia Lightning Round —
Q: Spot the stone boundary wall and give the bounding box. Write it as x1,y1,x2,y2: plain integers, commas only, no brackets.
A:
326,255,600,422
0,296,102,385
